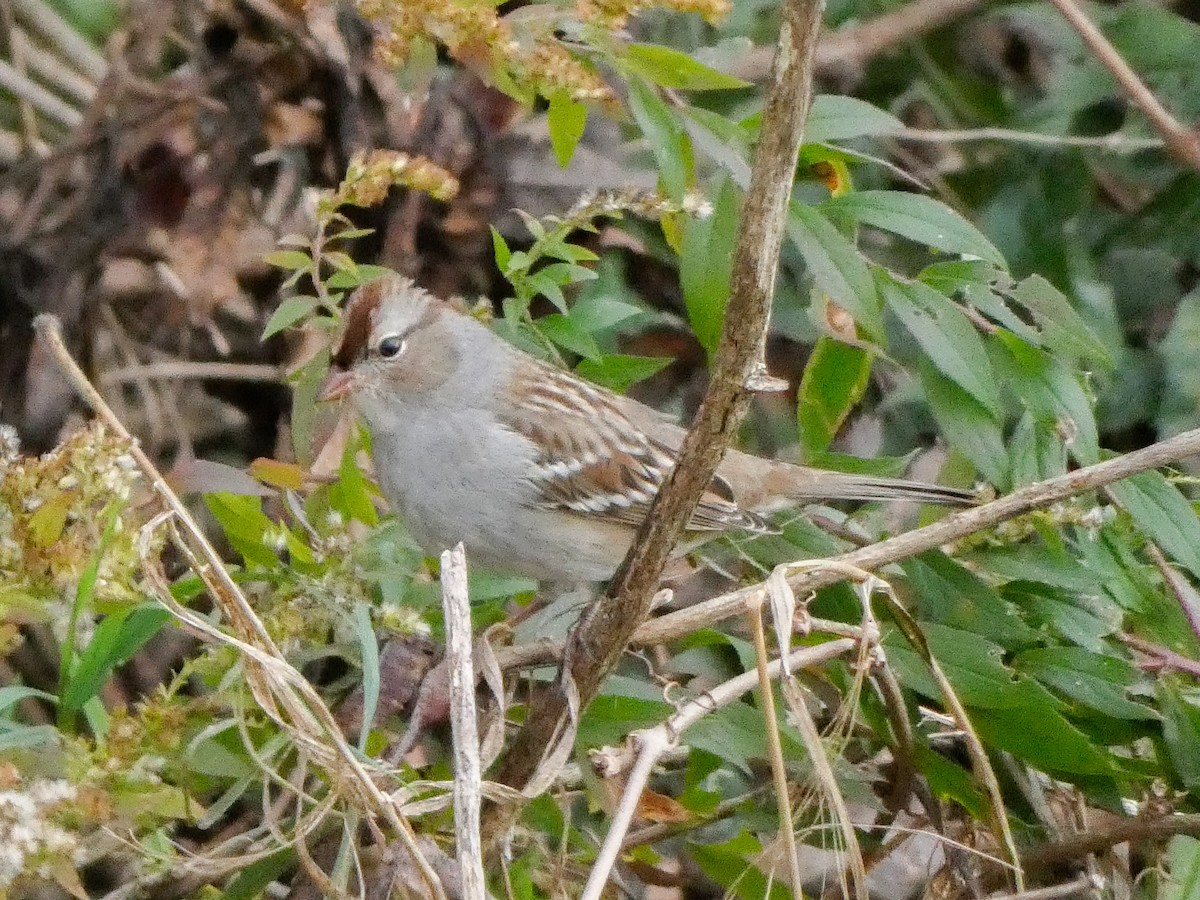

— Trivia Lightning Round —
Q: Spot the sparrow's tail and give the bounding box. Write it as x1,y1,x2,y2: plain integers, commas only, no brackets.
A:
786,470,978,507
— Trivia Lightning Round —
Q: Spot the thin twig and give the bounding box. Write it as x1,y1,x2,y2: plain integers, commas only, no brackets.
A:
441,545,486,900
733,0,991,81
579,730,671,900
891,125,1164,153
12,26,96,105
972,873,1095,900
746,599,805,896
1023,813,1200,870
9,0,106,81
1144,542,1200,643
0,126,24,162
1119,633,1200,679
1044,0,1200,171
0,0,39,148
0,56,82,127
100,361,287,385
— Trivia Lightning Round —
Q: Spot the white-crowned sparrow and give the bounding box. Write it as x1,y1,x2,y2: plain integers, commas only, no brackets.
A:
319,274,974,582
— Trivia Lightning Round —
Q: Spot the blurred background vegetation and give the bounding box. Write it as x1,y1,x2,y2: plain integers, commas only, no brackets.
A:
1,0,1200,898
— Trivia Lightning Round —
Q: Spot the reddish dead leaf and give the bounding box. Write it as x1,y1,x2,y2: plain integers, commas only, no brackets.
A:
635,788,690,824
823,298,858,341
810,160,842,194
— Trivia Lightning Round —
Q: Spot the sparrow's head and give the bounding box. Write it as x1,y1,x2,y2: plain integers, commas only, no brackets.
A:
319,274,459,405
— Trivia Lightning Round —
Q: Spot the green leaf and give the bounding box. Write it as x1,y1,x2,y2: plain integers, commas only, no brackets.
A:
688,701,797,774
1165,836,1200,900
28,495,70,548
1008,410,1068,485
547,93,587,167
536,313,602,361
1004,275,1110,366
324,251,357,273
264,250,313,272
887,624,1114,774
536,261,597,288
62,605,171,717
681,106,752,188
904,552,1042,650
290,349,330,465
567,293,644,332
882,276,1002,417
576,354,671,393
623,43,750,91
490,227,511,272
805,95,904,143
0,724,61,750
1001,581,1118,653
1109,471,1200,582
224,850,295,900
971,693,1114,775
627,78,692,199
579,693,671,747
913,744,987,819
680,175,739,353
326,264,396,290
920,261,1046,348
526,272,567,312
788,202,882,340
825,191,1005,266
330,430,379,527
205,492,279,567
0,685,56,714
353,602,379,752
889,621,1029,706
993,332,1099,466
59,503,121,730
1013,647,1159,721
919,357,1009,487
331,227,374,241
692,834,790,900
1159,679,1200,790
797,337,872,459
1157,290,1200,437
262,295,320,340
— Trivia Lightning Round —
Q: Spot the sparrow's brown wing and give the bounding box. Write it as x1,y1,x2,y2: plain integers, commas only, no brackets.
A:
499,361,774,534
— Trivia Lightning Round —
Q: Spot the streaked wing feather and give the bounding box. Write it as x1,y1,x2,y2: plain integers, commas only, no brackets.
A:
501,363,774,534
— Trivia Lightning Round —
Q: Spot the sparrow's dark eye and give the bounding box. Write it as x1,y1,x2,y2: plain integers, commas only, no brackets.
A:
377,335,406,358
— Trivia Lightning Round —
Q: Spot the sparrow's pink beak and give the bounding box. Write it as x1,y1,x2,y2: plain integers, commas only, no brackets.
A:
318,369,358,402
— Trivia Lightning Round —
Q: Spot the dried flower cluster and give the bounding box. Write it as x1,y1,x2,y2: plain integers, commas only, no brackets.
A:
0,422,147,624
356,0,613,102
566,187,715,222
320,149,460,218
0,770,82,892
576,0,731,29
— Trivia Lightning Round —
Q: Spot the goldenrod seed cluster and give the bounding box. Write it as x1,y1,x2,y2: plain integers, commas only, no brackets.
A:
321,150,460,218
356,0,613,103
576,0,731,29
0,422,148,619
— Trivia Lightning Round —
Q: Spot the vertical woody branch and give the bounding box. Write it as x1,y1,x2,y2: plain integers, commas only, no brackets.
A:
491,0,828,795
